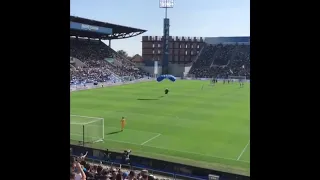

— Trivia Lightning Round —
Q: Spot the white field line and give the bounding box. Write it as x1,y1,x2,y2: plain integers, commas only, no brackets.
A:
141,134,161,145
102,138,249,163
71,110,190,129
71,131,249,163
70,114,250,163
71,109,209,129
73,108,246,126
72,108,185,120
71,126,160,136
237,140,250,161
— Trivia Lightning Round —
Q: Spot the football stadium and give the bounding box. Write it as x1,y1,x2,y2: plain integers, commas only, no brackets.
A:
70,13,250,180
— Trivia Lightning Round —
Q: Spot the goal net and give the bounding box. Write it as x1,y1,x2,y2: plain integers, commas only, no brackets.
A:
70,115,104,144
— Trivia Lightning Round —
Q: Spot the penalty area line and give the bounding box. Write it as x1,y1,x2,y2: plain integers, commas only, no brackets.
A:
141,134,161,145
102,138,249,163
237,140,250,161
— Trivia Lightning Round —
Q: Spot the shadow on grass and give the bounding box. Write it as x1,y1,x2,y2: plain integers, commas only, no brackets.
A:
137,98,159,100
137,95,165,101
106,130,122,136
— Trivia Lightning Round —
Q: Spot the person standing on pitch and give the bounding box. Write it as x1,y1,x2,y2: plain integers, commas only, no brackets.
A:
165,88,169,95
120,117,126,131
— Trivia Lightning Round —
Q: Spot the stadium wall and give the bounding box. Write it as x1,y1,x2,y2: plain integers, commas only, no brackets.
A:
71,145,250,180
168,63,192,77
142,36,205,64
70,78,153,92
135,63,163,75
184,64,192,73
137,62,191,76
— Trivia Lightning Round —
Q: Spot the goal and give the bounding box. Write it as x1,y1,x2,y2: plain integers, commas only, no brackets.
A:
70,115,104,145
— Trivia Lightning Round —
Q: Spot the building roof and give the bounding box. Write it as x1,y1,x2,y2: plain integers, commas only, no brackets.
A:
70,16,147,40
130,54,143,62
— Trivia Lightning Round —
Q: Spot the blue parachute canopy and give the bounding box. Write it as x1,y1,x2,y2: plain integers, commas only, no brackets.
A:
156,74,176,82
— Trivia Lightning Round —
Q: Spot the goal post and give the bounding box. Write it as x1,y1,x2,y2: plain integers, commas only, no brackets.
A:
70,115,104,145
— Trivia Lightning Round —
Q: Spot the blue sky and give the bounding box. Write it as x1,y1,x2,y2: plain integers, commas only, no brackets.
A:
70,0,250,56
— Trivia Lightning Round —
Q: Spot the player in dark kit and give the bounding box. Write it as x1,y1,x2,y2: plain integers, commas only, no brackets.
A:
211,78,215,86
165,88,169,94
239,79,244,88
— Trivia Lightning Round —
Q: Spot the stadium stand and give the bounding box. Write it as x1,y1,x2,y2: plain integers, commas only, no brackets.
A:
70,154,172,180
189,43,250,79
140,36,249,79
70,38,149,84
70,16,149,86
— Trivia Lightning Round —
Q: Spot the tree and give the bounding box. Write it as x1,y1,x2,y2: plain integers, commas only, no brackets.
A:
117,50,128,58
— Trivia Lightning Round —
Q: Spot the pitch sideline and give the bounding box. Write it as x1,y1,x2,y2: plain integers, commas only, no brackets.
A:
236,140,250,161
102,138,250,163
70,115,250,163
140,133,162,145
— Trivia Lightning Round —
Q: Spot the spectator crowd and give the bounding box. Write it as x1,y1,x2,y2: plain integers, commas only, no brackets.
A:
70,38,148,84
70,152,170,180
70,66,112,84
189,43,250,79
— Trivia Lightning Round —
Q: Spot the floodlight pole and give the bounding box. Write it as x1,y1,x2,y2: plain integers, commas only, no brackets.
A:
165,6,168,19
160,0,174,75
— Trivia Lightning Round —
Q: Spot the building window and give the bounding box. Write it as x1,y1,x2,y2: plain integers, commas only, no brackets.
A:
153,50,155,54
185,51,188,55
158,44,161,48
191,45,193,48
185,44,188,48
179,44,182,48
197,51,199,54
191,51,193,55
152,44,155,48
158,50,161,54
197,45,200,49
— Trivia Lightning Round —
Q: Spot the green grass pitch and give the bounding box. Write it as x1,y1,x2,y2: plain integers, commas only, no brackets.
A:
70,80,250,176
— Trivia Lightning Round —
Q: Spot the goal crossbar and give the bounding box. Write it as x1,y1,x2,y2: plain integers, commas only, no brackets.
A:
70,114,104,120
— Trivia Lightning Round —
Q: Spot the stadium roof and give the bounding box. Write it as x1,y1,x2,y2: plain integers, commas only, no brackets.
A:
70,16,147,40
